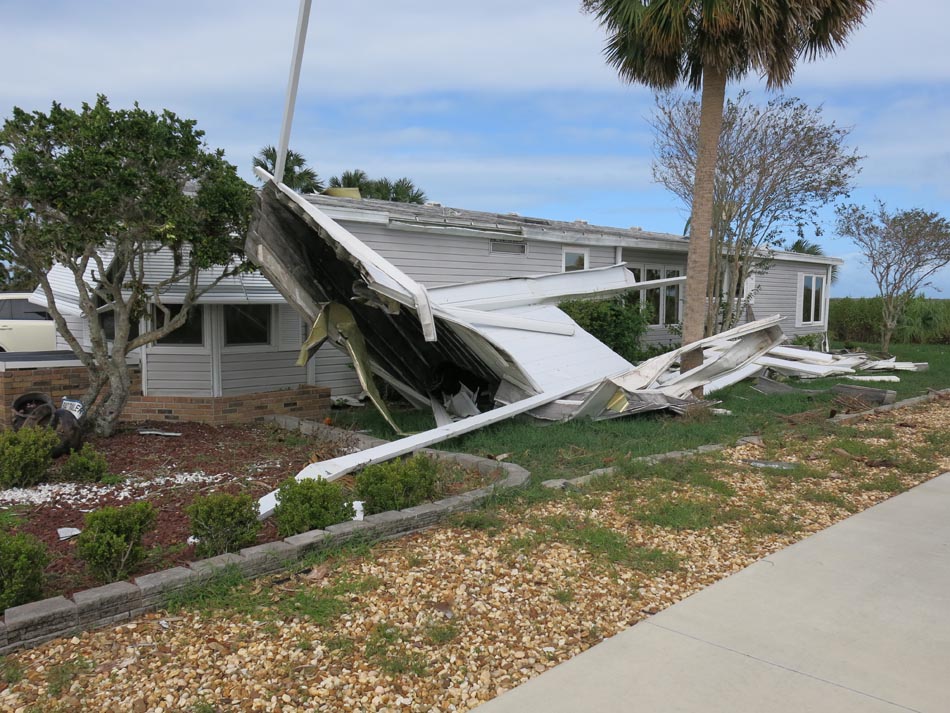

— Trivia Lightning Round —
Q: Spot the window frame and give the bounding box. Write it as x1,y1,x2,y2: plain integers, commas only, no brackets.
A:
627,262,684,327
797,272,827,327
562,246,590,273
148,303,211,355
221,303,277,354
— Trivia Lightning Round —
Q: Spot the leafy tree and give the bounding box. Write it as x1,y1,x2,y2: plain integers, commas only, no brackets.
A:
836,201,950,353
253,145,324,193
0,96,253,435
652,91,859,332
329,169,427,204
582,0,873,371
0,262,35,292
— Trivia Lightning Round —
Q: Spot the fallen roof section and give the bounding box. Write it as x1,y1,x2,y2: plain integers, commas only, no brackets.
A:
247,175,794,516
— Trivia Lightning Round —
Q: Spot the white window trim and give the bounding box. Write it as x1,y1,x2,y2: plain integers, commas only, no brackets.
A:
629,262,684,327
562,246,590,273
489,239,528,256
147,304,212,355
796,272,828,328
221,304,278,354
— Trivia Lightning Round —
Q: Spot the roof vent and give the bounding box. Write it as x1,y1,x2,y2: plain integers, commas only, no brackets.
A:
424,201,442,207
574,219,588,224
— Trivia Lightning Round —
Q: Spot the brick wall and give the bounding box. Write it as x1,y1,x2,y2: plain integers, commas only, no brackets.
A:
1,364,329,427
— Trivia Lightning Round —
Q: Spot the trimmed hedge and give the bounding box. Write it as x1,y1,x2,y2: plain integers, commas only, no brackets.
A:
0,427,60,488
0,532,49,610
274,478,354,537
356,454,439,516
187,492,261,558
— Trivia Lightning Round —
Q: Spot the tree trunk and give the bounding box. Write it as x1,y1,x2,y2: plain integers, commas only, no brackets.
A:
681,64,727,375
95,357,133,437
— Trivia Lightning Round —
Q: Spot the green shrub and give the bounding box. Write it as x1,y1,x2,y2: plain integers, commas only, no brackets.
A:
0,532,49,609
0,427,59,488
274,478,354,537
76,502,156,582
790,333,824,350
187,492,261,558
830,296,950,345
60,444,110,482
355,454,439,516
560,294,652,362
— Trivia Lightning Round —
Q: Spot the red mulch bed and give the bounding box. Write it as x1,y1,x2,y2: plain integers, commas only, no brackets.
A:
1,421,499,602
2,421,352,599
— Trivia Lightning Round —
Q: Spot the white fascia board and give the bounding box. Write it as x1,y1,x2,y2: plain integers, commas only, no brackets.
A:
257,374,607,517
771,251,844,266
428,263,686,311
256,168,437,341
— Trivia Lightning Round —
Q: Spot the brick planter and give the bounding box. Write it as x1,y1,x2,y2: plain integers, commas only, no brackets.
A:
0,364,330,427
0,421,530,655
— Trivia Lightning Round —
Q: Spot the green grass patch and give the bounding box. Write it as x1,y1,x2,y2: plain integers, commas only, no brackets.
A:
449,510,505,534
422,622,459,645
46,657,92,696
634,498,741,530
743,516,800,537
800,489,855,511
857,475,906,493
551,589,574,604
2,656,23,684
365,622,428,676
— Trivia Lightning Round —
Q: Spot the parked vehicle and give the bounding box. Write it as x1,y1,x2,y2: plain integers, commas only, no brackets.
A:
0,293,56,352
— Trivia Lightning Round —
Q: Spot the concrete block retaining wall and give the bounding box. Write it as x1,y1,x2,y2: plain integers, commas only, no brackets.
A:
0,417,529,655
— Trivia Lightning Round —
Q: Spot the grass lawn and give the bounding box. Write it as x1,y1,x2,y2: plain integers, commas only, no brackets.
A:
329,342,950,482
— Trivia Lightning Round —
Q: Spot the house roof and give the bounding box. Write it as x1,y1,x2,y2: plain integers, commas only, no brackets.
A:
305,194,843,266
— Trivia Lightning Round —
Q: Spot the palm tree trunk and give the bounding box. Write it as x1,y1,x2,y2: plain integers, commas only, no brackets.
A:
681,63,727,376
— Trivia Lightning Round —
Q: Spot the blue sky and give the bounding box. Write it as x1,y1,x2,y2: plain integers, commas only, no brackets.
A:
2,0,948,297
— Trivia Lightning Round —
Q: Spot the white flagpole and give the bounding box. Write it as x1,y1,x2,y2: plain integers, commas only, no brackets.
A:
274,0,313,185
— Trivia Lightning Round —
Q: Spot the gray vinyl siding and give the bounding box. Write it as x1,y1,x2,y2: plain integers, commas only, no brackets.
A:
311,343,362,396
145,351,213,396
55,314,89,350
337,222,616,286
754,259,830,338
220,349,307,395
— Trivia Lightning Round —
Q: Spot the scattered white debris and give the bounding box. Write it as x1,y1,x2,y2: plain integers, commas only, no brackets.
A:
710,408,733,416
137,429,183,437
352,500,365,521
0,471,227,508
57,527,82,541
845,375,901,383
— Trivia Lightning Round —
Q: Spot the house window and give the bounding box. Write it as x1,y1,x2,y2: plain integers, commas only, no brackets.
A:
224,304,272,346
629,264,684,326
644,267,662,325
800,274,825,325
664,269,682,325
563,247,589,272
155,304,204,345
490,239,527,255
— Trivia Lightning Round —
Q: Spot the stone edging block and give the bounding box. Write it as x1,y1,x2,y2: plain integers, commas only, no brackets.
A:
1,418,530,655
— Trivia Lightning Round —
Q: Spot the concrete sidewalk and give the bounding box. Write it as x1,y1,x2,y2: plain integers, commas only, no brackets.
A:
476,473,950,713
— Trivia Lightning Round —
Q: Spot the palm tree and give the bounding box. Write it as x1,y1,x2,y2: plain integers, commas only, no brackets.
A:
328,169,372,193
252,145,324,194
329,169,427,204
582,0,873,370
787,237,839,283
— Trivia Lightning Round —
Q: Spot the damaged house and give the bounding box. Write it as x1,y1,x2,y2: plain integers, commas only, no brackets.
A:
21,189,839,426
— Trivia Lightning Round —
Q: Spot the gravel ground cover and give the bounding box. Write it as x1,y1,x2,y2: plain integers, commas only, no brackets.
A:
2,398,949,713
